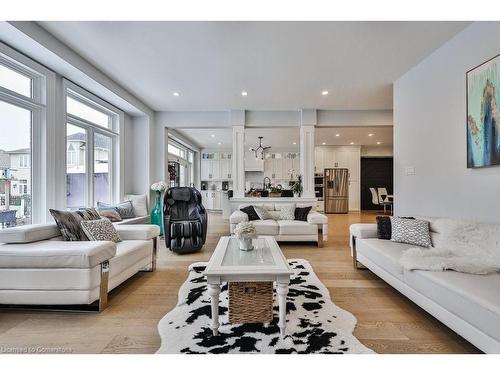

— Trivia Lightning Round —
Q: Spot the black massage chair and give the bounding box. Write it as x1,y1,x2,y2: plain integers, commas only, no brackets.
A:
163,187,207,254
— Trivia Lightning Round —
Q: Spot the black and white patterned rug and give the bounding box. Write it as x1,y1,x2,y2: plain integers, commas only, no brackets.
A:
157,259,374,354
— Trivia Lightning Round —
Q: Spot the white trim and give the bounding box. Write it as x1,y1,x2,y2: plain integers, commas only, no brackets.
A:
63,79,123,207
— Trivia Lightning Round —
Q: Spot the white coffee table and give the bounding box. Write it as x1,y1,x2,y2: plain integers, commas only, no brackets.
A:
204,236,293,337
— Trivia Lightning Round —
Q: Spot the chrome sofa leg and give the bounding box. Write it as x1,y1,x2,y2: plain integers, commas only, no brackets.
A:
98,260,110,312
152,236,158,271
317,226,324,247
142,236,158,272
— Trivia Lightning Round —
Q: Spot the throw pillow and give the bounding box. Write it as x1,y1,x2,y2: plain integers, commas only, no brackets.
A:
391,217,432,248
295,206,312,221
80,218,122,243
97,208,122,222
97,200,135,219
253,205,271,220
279,204,296,220
49,208,101,241
240,206,260,221
377,216,416,240
376,216,392,239
124,194,148,217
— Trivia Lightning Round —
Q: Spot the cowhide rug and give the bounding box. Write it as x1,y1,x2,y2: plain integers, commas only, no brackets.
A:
157,259,374,354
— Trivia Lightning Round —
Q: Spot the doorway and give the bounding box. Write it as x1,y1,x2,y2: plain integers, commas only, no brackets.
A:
360,157,393,210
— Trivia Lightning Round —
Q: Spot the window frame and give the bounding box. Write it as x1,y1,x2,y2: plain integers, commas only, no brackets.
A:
0,49,47,224
64,80,123,208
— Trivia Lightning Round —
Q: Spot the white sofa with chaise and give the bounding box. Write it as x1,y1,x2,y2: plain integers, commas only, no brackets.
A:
230,203,328,246
0,223,160,311
350,218,500,353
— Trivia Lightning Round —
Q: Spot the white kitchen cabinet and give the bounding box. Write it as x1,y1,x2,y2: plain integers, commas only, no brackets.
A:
282,159,293,180
219,159,232,180
201,191,212,209
213,191,221,210
264,158,273,178
201,160,210,180
292,158,300,175
315,148,324,173
245,152,264,171
324,149,336,169
348,179,360,211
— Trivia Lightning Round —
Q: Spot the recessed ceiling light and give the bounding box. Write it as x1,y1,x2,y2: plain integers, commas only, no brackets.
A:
350,142,354,145
218,142,222,145
368,133,374,137
322,142,326,145
241,91,248,96
211,134,215,138
335,134,340,137
377,141,382,145
322,90,329,96
173,92,180,97
292,142,297,145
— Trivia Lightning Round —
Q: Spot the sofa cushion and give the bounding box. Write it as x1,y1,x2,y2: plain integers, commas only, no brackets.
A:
114,224,160,241
278,220,317,236
97,207,123,222
81,218,122,243
356,238,416,280
252,220,279,235
240,206,259,221
49,208,101,241
295,206,312,221
278,204,296,220
110,240,152,276
0,223,60,244
97,200,135,219
254,205,271,220
306,211,328,225
118,216,150,225
404,269,500,342
125,194,148,217
350,223,378,239
0,240,116,268
391,217,432,248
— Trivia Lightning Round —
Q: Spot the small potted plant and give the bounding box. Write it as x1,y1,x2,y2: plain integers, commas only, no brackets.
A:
151,181,168,235
233,222,257,251
289,174,303,197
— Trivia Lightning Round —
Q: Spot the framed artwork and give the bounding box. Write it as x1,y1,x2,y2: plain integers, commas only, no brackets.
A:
466,53,500,168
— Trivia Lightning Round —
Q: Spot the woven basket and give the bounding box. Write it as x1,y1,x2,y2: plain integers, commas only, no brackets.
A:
228,282,273,324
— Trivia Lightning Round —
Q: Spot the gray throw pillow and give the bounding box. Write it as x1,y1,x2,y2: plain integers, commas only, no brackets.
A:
80,218,122,243
390,217,432,248
253,205,271,220
279,204,296,220
49,208,101,241
97,200,135,219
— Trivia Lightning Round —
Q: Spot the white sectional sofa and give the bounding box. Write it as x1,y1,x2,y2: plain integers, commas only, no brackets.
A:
350,219,500,353
0,223,160,311
230,203,328,246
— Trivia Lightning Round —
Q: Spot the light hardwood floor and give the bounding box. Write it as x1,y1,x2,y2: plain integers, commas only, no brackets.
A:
0,211,481,354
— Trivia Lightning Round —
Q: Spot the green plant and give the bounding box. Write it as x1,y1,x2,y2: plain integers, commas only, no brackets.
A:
289,174,303,196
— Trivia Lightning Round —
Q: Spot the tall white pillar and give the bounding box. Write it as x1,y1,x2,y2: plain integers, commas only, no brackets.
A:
300,109,317,199
231,110,245,198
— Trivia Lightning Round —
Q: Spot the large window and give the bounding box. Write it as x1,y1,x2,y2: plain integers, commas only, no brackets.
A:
65,85,120,209
0,55,43,226
167,140,194,187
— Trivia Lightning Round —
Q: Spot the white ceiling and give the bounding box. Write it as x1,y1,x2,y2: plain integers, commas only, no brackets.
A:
176,126,392,149
38,21,469,111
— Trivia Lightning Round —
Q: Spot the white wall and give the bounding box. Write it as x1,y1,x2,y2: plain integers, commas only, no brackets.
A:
394,22,500,223
361,146,393,157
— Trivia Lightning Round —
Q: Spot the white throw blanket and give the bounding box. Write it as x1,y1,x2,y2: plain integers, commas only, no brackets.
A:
400,219,500,275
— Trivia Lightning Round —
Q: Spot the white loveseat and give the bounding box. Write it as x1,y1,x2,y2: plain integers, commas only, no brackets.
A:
0,223,160,311
350,218,500,353
230,203,328,246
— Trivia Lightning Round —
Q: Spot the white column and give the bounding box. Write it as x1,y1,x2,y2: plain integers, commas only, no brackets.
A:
231,110,245,199
300,110,316,199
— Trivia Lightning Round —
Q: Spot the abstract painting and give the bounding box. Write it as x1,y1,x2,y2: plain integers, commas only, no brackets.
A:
467,53,500,168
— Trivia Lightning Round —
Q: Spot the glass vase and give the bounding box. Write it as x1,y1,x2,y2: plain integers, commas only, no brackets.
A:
150,190,164,236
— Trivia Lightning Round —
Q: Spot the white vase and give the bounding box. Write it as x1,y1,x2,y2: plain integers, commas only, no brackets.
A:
239,237,254,251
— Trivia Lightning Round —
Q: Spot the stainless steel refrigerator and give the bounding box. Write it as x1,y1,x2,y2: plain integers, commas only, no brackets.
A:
324,168,349,213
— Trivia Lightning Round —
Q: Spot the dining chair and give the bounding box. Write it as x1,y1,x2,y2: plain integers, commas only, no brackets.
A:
377,187,393,215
